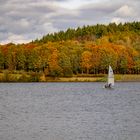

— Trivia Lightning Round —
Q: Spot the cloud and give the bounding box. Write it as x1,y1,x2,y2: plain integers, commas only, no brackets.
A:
114,5,134,17
0,0,140,44
111,17,124,24
0,33,31,44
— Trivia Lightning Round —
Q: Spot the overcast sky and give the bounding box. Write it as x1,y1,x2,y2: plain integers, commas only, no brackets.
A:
0,0,140,44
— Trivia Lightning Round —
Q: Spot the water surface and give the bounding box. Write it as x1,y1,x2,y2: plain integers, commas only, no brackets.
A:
0,82,140,140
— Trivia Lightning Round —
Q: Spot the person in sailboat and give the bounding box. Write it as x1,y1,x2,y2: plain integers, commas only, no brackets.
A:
105,81,112,88
104,65,114,88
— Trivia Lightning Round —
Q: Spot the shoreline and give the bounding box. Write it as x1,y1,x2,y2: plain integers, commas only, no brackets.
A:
0,73,140,82
45,74,140,82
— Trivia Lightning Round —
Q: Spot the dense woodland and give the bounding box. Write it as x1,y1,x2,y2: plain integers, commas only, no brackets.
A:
0,21,140,78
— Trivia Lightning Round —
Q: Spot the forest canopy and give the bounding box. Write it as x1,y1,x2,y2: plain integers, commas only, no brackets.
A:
0,21,140,78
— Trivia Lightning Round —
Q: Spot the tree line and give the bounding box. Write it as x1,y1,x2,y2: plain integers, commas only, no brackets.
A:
35,21,140,43
0,21,140,77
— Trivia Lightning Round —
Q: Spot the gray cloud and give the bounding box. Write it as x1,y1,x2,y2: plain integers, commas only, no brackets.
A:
0,0,140,44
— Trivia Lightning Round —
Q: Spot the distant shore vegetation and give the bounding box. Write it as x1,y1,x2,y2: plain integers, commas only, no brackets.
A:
0,21,140,82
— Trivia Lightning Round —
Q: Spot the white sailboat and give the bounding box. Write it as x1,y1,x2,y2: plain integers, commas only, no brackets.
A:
104,65,114,88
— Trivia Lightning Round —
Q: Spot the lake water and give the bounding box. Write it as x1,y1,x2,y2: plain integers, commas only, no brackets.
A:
0,82,140,140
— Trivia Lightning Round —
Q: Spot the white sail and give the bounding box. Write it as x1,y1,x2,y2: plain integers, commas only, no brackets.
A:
107,65,114,86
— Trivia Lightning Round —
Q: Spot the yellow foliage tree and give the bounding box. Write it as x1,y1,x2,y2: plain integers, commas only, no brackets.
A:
81,51,92,74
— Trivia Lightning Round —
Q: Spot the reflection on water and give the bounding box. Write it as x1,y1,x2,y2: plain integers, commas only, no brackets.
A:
0,82,140,140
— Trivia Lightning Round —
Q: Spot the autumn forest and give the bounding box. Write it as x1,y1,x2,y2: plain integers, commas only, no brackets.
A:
0,21,140,81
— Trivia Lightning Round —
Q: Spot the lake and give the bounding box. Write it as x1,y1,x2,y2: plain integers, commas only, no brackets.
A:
0,82,140,140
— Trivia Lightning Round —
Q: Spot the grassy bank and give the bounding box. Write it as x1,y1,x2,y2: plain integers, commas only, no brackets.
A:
0,71,140,82
115,74,140,82
53,74,140,82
